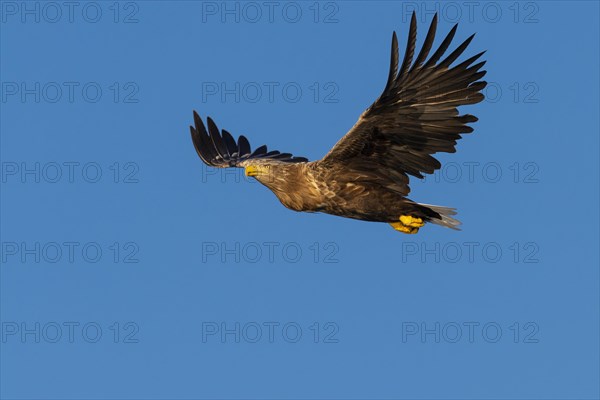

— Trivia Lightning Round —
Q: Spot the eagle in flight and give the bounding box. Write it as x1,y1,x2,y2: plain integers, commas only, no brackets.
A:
190,13,487,234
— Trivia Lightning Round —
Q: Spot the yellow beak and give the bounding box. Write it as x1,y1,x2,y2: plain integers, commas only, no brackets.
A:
245,166,259,177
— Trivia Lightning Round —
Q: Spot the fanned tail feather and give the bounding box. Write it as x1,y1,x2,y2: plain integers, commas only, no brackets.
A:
419,203,461,230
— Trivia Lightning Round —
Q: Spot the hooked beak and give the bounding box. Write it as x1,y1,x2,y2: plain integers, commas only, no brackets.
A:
245,166,259,177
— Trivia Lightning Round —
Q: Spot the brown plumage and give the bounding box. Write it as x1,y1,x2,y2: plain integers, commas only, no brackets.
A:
190,13,487,233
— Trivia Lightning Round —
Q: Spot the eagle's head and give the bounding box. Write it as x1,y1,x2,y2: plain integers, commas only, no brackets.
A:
244,163,272,178
244,160,313,212
243,160,303,191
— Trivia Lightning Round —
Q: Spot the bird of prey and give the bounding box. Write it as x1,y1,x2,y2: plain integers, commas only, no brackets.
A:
190,12,487,234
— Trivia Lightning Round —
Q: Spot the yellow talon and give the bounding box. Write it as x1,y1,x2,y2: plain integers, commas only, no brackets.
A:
399,215,424,228
390,222,419,234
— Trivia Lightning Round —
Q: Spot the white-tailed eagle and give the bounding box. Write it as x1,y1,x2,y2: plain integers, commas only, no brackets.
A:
190,13,487,234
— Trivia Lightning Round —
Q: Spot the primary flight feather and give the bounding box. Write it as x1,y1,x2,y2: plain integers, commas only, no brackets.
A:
190,12,487,234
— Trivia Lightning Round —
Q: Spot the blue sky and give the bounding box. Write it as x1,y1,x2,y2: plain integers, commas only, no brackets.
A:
1,1,599,399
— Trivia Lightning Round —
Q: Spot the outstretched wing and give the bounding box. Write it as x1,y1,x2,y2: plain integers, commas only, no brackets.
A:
190,111,308,168
321,12,487,196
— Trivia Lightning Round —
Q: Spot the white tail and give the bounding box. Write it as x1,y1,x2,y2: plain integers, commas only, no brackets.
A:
419,203,461,230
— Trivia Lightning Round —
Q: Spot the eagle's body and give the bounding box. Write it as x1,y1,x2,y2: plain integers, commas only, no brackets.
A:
190,13,487,234
253,161,440,223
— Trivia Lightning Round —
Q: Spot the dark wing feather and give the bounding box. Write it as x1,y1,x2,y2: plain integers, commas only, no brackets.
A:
251,145,267,157
207,117,229,159
383,32,399,94
237,136,251,157
397,13,417,82
221,130,238,156
321,12,487,196
190,111,308,168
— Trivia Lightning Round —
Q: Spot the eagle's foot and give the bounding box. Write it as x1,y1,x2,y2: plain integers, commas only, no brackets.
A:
390,221,419,234
399,215,425,228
